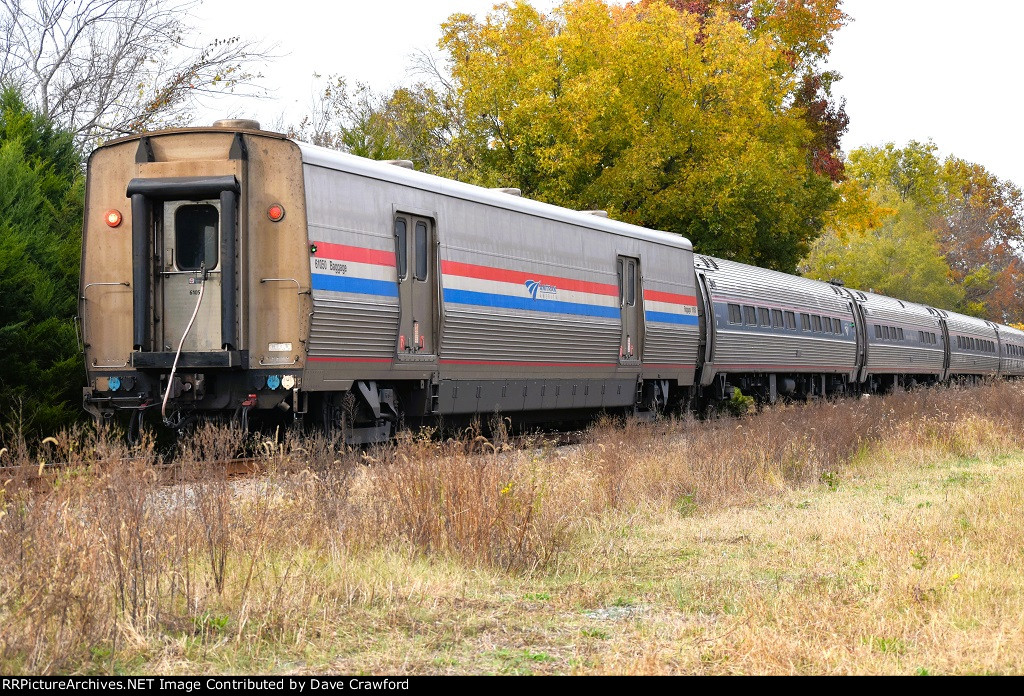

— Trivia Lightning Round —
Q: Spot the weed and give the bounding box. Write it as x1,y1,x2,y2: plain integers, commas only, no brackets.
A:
727,388,756,416
674,494,698,518
865,636,907,655
3,381,1024,673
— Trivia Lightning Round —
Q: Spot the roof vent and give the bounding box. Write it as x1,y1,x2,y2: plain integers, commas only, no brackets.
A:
384,159,415,169
581,209,609,218
212,118,261,130
492,187,521,196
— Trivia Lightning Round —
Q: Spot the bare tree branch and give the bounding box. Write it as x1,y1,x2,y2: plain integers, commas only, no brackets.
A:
0,0,275,149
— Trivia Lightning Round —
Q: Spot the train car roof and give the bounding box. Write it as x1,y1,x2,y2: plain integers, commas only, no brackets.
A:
96,126,693,251
854,289,938,319
295,141,693,252
941,307,999,332
998,322,1024,339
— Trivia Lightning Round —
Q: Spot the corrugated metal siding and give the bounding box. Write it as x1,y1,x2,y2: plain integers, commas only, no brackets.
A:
704,257,857,374
643,323,698,366
308,296,398,360
866,343,945,374
999,325,1024,377
713,329,855,372
945,310,1000,375
437,218,697,378
643,275,699,370
440,308,619,363
859,292,945,375
301,158,700,382
304,164,401,362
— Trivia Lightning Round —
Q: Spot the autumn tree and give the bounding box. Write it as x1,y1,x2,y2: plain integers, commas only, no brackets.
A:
0,0,269,147
435,0,844,271
938,158,1024,322
660,1,849,180
804,140,1024,321
803,199,963,309
804,141,956,307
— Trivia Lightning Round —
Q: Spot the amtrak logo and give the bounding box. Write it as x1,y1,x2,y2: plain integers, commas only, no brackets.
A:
525,279,558,299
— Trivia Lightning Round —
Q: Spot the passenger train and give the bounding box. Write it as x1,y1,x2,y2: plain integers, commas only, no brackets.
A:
78,120,1024,442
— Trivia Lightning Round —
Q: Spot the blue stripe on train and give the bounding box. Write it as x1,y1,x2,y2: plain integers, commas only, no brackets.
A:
311,273,398,297
645,311,699,326
443,288,619,318
312,277,698,326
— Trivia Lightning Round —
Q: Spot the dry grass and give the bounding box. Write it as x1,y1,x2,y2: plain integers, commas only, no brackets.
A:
1,382,1024,673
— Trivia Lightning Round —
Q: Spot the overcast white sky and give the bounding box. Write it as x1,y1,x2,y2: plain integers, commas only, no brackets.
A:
195,0,1024,186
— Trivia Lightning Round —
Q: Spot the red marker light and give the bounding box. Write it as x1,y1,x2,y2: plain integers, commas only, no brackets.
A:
105,209,122,227
267,204,285,222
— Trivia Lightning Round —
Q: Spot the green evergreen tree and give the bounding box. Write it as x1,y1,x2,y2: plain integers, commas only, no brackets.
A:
0,87,85,437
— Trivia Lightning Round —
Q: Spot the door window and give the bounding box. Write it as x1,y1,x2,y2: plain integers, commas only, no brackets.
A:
394,218,408,279
415,221,428,281
175,204,218,270
626,259,636,306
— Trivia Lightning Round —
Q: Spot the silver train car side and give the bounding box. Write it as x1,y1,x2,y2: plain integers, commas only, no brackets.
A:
695,255,858,400
78,121,1022,440
855,291,945,387
80,122,698,440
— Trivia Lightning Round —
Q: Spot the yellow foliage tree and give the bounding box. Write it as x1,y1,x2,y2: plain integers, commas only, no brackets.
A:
439,0,842,271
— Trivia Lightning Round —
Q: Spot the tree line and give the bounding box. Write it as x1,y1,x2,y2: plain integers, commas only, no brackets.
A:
2,0,1022,436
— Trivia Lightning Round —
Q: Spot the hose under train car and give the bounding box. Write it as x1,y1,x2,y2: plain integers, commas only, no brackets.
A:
161,267,207,425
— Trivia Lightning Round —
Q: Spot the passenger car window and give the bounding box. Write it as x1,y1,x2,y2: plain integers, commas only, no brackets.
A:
728,304,742,324
759,307,771,326
813,315,822,332
744,305,757,325
801,314,811,331
785,311,796,329
874,325,882,339
771,309,783,328
175,204,218,271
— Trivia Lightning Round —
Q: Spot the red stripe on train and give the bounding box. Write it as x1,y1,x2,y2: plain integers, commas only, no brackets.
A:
440,359,619,367
714,364,853,370
312,241,396,266
441,260,618,296
308,356,394,364
644,289,698,306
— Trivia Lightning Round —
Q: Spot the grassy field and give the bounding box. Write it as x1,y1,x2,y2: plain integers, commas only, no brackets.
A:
2,383,1024,674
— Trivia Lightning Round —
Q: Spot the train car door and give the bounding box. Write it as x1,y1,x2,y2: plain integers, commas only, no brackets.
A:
394,214,436,356
158,200,222,352
617,256,643,364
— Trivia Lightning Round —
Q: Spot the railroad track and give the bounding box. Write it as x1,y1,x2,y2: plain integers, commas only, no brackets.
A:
0,424,589,493
0,456,262,492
